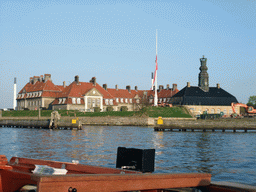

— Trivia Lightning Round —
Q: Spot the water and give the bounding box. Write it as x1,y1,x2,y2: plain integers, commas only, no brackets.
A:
0,126,256,185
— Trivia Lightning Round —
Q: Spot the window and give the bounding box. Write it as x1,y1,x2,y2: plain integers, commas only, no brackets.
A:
136,99,139,103
77,98,81,104
163,98,166,102
62,98,66,104
125,98,128,103
167,98,170,102
159,98,162,102
224,109,227,115
110,99,113,105
39,101,41,106
229,109,232,114
116,98,119,103
59,98,62,104
97,99,100,106
129,99,132,103
105,99,109,105
211,109,215,114
72,98,76,104
149,99,153,103
121,98,123,103
217,109,220,114
88,99,91,104
39,91,42,96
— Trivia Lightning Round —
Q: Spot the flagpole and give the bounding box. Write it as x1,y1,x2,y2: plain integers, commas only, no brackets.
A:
154,30,158,106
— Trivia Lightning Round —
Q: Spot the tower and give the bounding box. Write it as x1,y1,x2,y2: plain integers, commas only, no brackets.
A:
198,55,209,92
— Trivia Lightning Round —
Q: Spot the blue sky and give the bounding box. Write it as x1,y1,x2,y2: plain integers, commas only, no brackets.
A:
1,0,255,108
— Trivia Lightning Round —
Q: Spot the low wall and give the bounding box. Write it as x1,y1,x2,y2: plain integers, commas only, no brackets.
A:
156,118,256,129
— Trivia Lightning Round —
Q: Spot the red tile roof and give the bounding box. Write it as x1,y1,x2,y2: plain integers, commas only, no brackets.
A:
56,81,114,99
17,80,64,99
107,88,134,99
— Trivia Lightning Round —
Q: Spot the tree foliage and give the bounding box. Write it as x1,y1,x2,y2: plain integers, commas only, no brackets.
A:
247,96,256,107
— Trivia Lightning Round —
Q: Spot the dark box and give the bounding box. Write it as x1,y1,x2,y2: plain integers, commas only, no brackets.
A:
116,147,155,173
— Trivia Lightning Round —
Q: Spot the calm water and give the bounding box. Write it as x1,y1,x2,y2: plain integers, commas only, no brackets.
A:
0,126,256,185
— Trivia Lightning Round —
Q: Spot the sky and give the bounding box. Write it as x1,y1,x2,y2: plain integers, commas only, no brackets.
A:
0,0,255,109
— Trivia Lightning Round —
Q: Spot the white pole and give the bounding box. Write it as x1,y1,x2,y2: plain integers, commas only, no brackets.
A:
13,77,17,110
154,30,158,106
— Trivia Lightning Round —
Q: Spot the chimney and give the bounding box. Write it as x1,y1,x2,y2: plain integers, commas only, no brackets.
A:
126,85,131,93
29,77,33,84
159,85,163,92
103,84,107,90
33,76,39,84
135,86,138,91
115,85,118,90
63,81,66,88
39,75,43,82
75,75,79,84
217,83,220,89
187,82,190,88
166,84,170,90
172,84,177,90
90,77,96,86
44,74,51,82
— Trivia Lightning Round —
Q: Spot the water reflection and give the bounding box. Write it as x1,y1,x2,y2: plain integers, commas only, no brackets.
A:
0,127,256,185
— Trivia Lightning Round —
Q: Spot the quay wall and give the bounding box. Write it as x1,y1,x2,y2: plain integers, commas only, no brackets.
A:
1,116,256,129
157,118,256,129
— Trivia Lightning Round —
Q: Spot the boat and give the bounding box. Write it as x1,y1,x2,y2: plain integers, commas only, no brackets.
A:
0,153,255,192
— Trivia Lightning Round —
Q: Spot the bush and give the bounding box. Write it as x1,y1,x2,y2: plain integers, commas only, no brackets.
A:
94,107,101,112
120,106,128,111
106,106,113,111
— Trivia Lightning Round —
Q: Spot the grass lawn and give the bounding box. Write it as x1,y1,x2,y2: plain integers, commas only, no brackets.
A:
2,106,192,118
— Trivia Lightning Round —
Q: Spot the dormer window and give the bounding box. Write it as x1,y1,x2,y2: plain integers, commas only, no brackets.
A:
77,98,81,104
105,99,109,105
163,98,166,102
129,99,132,103
121,98,123,103
116,98,119,103
62,98,66,104
110,99,113,105
39,91,42,96
59,98,62,104
125,98,128,103
72,98,76,104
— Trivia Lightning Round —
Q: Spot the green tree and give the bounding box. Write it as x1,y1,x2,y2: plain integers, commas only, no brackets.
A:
247,96,256,108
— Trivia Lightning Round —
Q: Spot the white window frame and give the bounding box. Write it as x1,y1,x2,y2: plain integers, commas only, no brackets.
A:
116,98,119,103
72,98,76,104
77,98,81,104
121,98,123,103
110,99,113,105
129,98,132,103
125,98,128,103
62,98,66,104
105,99,109,105
59,98,63,104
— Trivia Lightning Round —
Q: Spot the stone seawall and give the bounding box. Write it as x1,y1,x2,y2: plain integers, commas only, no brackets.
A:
1,117,256,129
157,118,256,130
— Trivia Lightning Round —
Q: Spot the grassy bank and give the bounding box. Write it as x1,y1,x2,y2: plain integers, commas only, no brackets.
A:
2,106,192,118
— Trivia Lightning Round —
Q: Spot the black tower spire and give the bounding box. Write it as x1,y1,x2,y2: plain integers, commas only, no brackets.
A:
198,55,209,92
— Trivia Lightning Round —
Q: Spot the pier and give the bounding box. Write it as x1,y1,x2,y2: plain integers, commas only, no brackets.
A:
154,118,256,133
